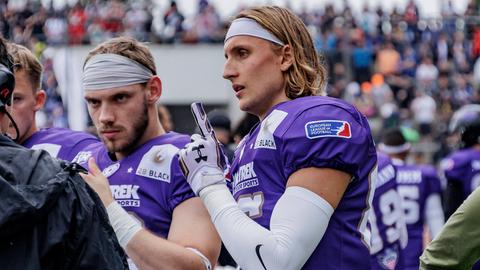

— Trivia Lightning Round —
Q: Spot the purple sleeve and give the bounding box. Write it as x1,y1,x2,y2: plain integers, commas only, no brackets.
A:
424,166,442,195
65,136,100,161
442,156,464,183
167,154,196,211
281,105,376,179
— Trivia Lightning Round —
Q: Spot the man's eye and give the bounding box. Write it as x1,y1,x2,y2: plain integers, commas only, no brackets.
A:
239,49,248,57
116,95,127,102
87,100,99,106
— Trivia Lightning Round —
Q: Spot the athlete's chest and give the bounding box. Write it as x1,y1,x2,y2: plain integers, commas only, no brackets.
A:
230,129,286,194
95,144,181,190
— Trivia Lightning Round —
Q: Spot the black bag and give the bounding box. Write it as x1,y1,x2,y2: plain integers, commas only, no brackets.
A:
0,135,128,270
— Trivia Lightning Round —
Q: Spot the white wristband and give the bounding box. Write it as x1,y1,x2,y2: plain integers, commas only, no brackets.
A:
186,247,212,270
106,201,142,249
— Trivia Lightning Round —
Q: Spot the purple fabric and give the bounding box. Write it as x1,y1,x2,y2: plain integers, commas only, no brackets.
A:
23,127,99,161
228,96,377,269
74,132,195,238
442,148,480,199
370,152,406,270
395,162,442,270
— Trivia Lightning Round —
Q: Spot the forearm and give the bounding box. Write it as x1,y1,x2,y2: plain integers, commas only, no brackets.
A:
106,201,211,270
126,230,207,270
199,185,333,270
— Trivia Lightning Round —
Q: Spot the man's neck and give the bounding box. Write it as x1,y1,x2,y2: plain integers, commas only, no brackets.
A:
19,126,39,145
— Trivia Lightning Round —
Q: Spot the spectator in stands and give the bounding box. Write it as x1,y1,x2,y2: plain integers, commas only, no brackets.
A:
376,41,401,76
163,1,185,43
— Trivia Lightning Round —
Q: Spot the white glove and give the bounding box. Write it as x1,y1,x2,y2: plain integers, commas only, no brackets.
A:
178,103,227,195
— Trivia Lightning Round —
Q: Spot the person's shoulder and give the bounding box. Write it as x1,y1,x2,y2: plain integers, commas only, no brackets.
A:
33,127,98,144
47,127,98,140
274,96,371,143
279,96,367,128
148,132,191,149
71,141,104,165
441,149,472,172
132,132,190,164
377,151,393,170
418,164,439,178
279,95,362,118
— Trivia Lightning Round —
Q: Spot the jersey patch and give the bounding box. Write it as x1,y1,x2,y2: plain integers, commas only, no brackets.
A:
305,120,351,139
377,247,399,270
136,144,179,183
254,109,288,150
110,184,141,207
102,163,120,177
72,151,93,165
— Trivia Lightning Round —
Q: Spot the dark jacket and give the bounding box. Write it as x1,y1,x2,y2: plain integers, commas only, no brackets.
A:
0,135,128,269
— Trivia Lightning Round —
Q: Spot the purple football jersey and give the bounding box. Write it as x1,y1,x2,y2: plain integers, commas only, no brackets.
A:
73,132,195,238
228,96,377,269
370,152,407,270
393,160,442,270
22,127,99,161
441,148,480,200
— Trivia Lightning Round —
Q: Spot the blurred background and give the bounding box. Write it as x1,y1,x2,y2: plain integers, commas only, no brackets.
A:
1,0,479,165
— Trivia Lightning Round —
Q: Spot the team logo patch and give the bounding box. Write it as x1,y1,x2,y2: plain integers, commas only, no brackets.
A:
102,163,120,177
377,247,398,270
254,109,288,150
305,120,351,139
72,151,92,165
136,145,178,183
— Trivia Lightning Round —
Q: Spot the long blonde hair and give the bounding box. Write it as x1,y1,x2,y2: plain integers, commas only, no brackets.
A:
235,6,327,98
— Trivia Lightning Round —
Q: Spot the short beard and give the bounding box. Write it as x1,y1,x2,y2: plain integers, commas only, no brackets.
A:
107,98,149,156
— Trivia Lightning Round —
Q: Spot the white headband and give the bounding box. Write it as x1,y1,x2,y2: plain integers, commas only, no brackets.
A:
225,18,285,46
83,53,153,91
378,142,412,155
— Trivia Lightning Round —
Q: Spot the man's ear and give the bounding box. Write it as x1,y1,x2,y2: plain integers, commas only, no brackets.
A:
33,90,46,111
146,76,162,104
280,44,294,72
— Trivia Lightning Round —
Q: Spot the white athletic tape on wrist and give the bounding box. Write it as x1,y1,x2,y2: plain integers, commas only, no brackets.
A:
186,247,212,270
106,201,142,249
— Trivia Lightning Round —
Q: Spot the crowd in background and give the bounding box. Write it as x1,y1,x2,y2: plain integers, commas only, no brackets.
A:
1,0,480,163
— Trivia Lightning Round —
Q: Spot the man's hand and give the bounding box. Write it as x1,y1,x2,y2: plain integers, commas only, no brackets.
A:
80,157,115,207
178,103,227,195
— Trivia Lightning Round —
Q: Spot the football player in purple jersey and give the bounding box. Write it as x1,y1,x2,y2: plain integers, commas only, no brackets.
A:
369,152,408,270
0,37,128,270
5,42,98,161
441,105,480,219
178,6,378,269
440,105,480,270
379,128,444,270
78,37,220,270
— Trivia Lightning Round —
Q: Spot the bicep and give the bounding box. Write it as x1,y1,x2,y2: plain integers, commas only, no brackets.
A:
286,167,351,209
168,197,221,266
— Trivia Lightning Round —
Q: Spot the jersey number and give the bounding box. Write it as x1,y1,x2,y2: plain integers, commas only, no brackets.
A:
237,192,265,218
398,185,420,224
369,189,407,254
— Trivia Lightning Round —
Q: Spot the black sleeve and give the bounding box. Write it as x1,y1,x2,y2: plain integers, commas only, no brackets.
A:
62,169,129,270
444,180,465,220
